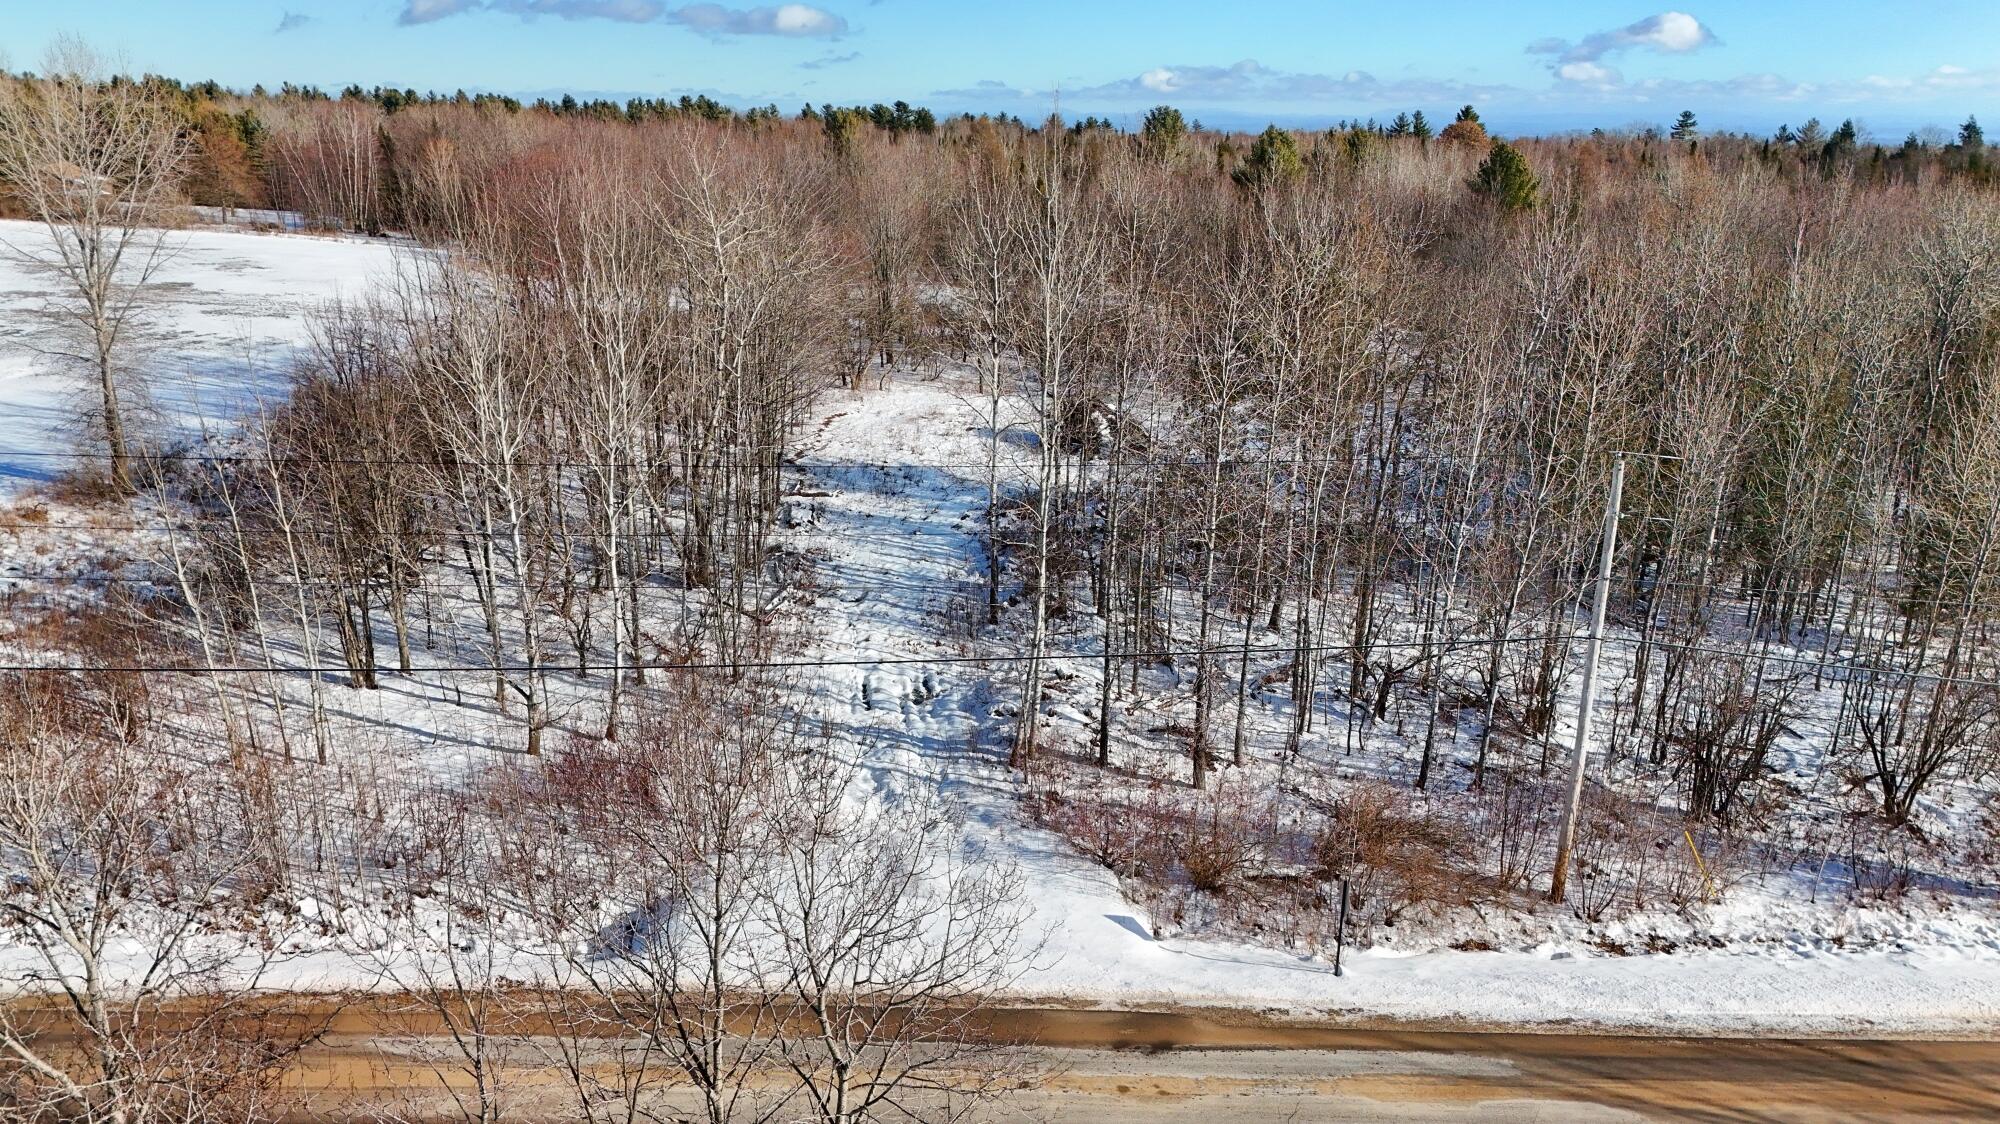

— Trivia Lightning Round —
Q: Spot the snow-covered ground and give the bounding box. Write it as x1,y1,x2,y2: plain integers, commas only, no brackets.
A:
0,218,404,491
1,229,1996,1034
775,371,2000,1035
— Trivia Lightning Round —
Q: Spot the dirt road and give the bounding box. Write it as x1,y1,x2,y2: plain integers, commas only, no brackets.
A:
275,1005,2000,1122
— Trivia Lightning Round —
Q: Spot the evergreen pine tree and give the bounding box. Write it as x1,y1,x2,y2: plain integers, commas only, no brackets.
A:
1411,109,1433,140
1961,115,1985,149
1140,104,1188,160
823,106,866,153
1470,141,1538,211
1342,127,1380,165
1819,119,1860,175
1234,125,1305,187
1670,110,1699,141
1387,111,1411,138
1454,104,1480,125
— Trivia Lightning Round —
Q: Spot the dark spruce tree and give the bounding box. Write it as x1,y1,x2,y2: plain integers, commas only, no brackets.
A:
1140,104,1188,160
1470,141,1538,211
1234,125,1305,188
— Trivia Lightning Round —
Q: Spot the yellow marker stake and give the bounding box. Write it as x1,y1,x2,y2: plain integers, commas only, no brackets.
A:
1684,828,1719,904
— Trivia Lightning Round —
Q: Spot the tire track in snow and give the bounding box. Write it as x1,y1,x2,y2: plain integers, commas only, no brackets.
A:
782,378,1313,1007
791,387,1011,815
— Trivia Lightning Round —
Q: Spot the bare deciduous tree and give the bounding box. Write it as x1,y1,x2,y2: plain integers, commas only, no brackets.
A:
0,676,318,1124
764,755,1039,1124
0,39,190,492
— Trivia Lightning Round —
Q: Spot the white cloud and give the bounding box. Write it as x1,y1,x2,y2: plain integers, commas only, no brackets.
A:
937,59,1511,112
1631,11,1709,53
400,0,481,23
1531,10,1719,67
397,0,848,36
1922,64,1991,91
798,49,860,70
934,53,1998,122
668,3,846,36
511,0,665,20
1557,61,1619,86
774,4,839,34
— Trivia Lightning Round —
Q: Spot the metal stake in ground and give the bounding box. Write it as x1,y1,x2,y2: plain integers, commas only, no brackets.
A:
1549,452,1625,904
1333,878,1350,977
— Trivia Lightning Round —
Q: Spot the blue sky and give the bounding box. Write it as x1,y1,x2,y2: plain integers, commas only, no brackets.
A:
4,1,1997,137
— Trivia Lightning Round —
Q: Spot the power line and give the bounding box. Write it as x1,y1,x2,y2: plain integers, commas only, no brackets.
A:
0,512,1599,541
0,445,1573,474
0,568,1606,598
1620,575,1982,616
0,632,1587,676
1594,634,1998,690
5,579,1989,687
7,628,1990,691
0,524,1013,539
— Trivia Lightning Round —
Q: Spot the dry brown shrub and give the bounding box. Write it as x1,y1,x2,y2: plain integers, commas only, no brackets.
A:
0,667,330,1123
1466,771,1561,893
1568,788,1740,921
1312,780,1479,927
1028,764,1171,877
1031,766,1278,897
1,602,160,743
1170,775,1276,895
34,464,138,507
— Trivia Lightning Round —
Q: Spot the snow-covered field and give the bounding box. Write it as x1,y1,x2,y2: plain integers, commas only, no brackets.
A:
1,226,1997,1037
0,217,404,490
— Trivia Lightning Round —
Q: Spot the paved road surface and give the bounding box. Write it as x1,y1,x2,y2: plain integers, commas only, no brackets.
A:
278,1006,2000,1121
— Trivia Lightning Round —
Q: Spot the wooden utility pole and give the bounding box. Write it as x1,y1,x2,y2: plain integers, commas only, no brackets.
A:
1550,452,1624,903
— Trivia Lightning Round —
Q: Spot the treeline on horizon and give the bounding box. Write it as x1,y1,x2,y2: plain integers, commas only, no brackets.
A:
1,63,1994,231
